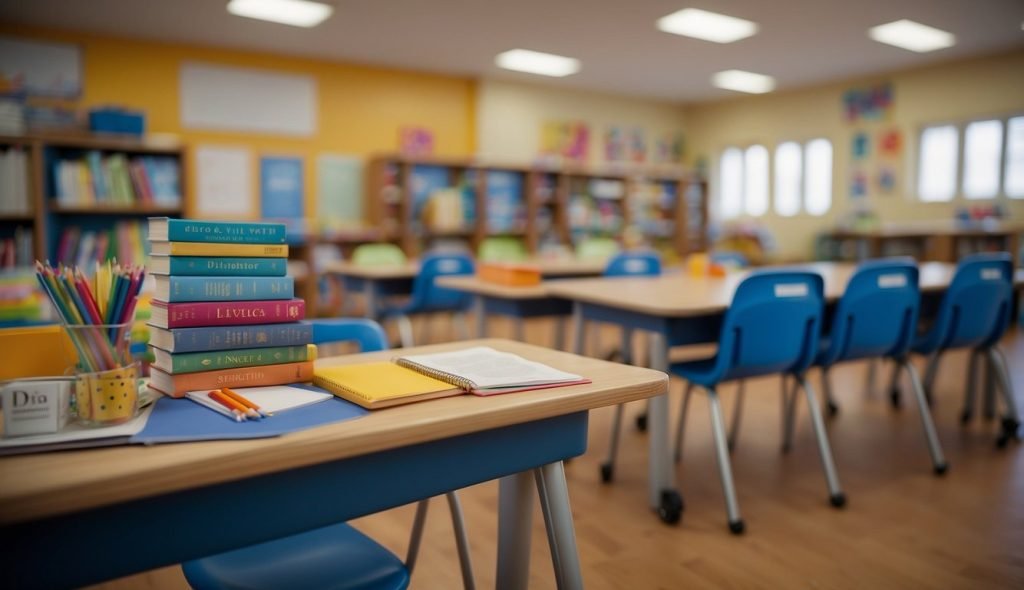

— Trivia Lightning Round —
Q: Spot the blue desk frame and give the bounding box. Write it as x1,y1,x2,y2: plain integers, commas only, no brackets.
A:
1,412,589,590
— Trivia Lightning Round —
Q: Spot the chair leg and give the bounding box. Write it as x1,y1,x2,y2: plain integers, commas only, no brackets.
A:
901,359,949,475
397,315,415,348
987,347,1022,448
444,492,477,590
635,400,649,432
822,367,839,417
796,375,846,508
865,358,878,397
707,388,744,534
727,380,745,452
922,351,941,404
405,498,431,573
600,403,625,483
534,462,584,590
782,376,800,453
674,382,694,463
888,360,903,409
983,355,997,421
961,349,981,425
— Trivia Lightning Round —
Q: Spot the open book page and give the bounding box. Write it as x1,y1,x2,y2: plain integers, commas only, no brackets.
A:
398,346,583,391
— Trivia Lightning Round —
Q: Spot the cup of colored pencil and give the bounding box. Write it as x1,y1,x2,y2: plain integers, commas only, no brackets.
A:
35,260,146,426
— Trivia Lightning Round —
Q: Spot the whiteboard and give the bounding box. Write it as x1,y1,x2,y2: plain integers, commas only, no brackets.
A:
0,36,81,98
195,146,254,218
180,62,316,136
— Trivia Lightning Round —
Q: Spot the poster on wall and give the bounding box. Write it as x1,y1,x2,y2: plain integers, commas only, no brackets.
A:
399,126,434,157
629,127,647,163
260,156,304,221
195,146,253,218
842,81,893,124
317,154,363,225
604,126,626,161
875,127,903,196
540,120,589,163
0,36,81,98
653,132,684,164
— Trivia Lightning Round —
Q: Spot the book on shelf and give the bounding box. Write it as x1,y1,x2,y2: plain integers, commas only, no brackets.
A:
150,298,305,329
55,220,148,268
0,146,30,215
0,227,34,269
313,346,587,409
149,241,289,258
153,275,294,303
53,152,181,207
147,218,287,244
147,322,313,353
151,343,315,374
149,360,315,398
148,255,288,276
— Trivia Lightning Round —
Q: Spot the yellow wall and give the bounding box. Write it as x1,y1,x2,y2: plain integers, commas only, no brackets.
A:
476,79,686,165
684,49,1024,260
1,26,477,220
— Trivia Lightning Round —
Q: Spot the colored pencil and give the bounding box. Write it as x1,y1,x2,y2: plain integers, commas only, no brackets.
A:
220,387,269,418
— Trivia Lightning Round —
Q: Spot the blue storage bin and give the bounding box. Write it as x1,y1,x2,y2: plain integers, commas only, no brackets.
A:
88,108,146,136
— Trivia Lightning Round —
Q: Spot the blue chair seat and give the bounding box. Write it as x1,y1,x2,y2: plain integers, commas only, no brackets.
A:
669,357,719,388
182,522,410,590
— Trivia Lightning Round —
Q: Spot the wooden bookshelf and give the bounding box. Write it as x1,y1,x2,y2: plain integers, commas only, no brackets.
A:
48,203,183,215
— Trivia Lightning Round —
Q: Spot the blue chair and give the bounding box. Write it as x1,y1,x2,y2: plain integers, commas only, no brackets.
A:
182,318,475,590
380,253,475,348
595,251,662,483
912,253,1020,448
671,271,844,534
809,259,948,474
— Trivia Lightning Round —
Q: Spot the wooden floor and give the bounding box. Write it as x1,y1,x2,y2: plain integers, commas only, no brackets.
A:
90,319,1024,589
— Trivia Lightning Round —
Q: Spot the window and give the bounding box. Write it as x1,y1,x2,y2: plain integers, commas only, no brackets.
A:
962,120,1003,199
918,125,959,202
718,147,743,219
804,139,832,215
774,141,802,217
1006,116,1024,198
744,145,769,216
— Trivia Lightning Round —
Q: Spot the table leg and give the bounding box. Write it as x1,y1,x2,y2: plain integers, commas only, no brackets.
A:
647,331,678,517
571,303,584,355
534,462,583,590
553,317,566,351
475,295,487,338
514,317,525,342
496,473,534,590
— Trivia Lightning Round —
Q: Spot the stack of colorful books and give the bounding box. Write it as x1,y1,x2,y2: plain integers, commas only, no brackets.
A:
145,218,315,397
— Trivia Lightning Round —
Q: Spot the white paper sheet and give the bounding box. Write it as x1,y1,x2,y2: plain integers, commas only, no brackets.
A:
185,385,332,419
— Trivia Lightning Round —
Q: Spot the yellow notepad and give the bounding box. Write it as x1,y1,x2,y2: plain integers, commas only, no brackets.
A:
312,362,462,409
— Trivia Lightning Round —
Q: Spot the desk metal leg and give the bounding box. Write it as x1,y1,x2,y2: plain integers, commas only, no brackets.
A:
553,317,566,351
496,473,534,590
570,304,584,355
514,316,525,342
534,462,583,590
647,331,681,523
475,295,487,338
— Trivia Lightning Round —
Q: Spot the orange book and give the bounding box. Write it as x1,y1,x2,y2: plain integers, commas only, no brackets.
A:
148,361,314,398
478,263,542,286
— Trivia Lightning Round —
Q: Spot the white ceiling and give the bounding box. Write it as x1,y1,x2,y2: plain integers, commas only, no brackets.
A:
2,0,1023,103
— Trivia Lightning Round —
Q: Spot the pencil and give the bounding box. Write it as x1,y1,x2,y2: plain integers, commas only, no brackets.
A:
209,390,258,420
220,387,269,418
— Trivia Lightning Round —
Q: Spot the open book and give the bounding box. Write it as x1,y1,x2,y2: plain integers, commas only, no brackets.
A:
313,346,587,409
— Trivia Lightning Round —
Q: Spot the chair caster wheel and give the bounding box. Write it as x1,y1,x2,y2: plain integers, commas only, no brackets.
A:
889,389,901,409
996,417,1020,449
599,462,614,483
658,490,684,524
826,401,839,417
830,493,847,508
635,413,648,432
933,462,948,476
728,519,745,535
960,410,972,425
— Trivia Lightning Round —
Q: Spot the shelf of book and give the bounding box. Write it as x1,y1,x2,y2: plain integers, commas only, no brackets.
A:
49,203,184,215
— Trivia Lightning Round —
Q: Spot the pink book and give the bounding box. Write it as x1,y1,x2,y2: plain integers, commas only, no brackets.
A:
150,298,306,329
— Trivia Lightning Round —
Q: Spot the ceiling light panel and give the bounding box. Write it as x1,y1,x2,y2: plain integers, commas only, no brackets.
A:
657,8,758,43
712,69,776,94
867,19,956,52
495,49,581,77
227,0,334,28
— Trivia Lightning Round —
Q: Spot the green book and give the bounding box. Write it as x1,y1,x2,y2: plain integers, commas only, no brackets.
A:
150,344,313,375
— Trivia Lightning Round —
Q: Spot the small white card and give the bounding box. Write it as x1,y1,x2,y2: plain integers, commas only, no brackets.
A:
1,380,72,437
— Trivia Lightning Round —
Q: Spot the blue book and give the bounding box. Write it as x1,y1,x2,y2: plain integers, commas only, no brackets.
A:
144,157,182,204
147,218,286,244
149,256,287,277
154,276,294,302
148,322,313,353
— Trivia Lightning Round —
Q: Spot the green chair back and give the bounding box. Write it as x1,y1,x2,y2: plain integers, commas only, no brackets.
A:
352,243,407,266
477,237,528,263
575,237,620,261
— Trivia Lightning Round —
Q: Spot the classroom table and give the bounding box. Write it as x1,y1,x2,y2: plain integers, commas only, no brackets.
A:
436,276,572,347
325,258,608,320
544,261,1024,524
0,339,667,590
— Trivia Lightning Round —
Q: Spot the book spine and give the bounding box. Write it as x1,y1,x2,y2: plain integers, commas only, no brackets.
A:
157,361,314,397
165,256,287,276
168,242,289,257
161,299,305,328
168,344,311,373
164,276,294,302
167,219,286,244
170,322,312,353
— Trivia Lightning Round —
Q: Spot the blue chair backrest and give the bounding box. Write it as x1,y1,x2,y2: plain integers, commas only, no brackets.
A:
819,259,920,366
603,251,662,277
713,271,824,381
310,318,388,352
408,252,475,312
928,252,1013,350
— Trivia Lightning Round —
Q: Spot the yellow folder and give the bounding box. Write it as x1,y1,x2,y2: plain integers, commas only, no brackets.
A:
313,362,462,409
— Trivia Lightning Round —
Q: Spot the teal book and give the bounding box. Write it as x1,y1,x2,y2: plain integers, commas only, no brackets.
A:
150,344,313,374
154,276,294,302
148,218,286,244
149,256,287,276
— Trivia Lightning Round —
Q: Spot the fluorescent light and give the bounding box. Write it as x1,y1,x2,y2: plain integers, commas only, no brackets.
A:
227,0,333,28
868,19,955,52
495,49,580,77
712,69,776,94
657,8,758,43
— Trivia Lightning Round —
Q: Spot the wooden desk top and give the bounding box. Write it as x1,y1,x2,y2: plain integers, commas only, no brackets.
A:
546,262,1024,318
436,276,553,299
325,258,608,280
0,339,667,525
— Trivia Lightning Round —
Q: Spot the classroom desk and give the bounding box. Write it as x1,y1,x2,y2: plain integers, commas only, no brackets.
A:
545,262,1024,524
0,339,667,590
325,258,608,320
436,276,572,346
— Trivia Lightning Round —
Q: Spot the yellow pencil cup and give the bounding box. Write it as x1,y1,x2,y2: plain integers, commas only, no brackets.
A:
74,361,141,425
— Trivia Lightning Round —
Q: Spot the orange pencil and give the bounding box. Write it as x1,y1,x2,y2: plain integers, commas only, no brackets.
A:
208,390,256,421
221,387,270,418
